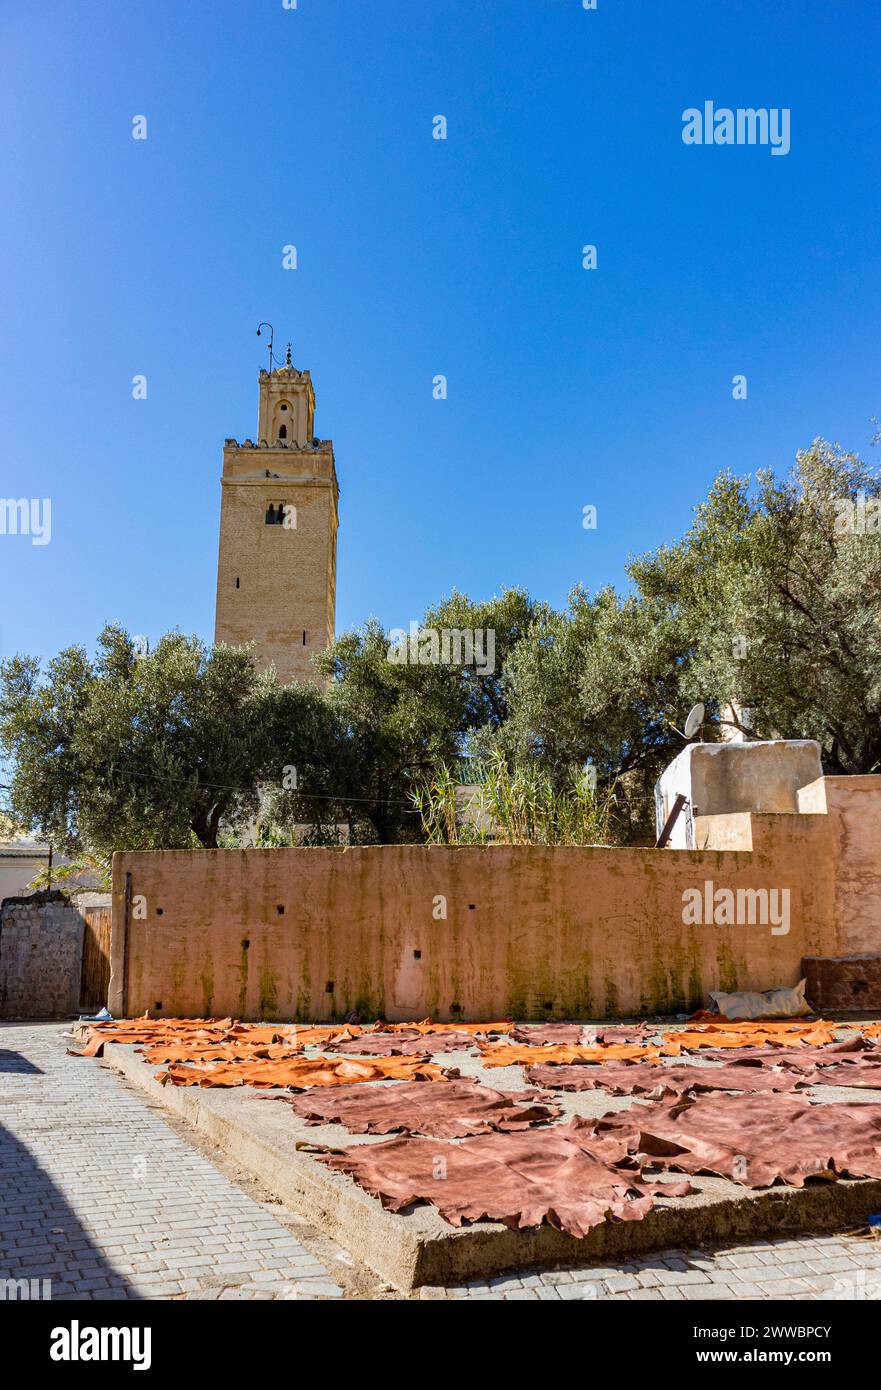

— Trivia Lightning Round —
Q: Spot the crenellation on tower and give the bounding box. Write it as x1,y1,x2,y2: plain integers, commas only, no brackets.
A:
256,351,315,448
213,351,339,686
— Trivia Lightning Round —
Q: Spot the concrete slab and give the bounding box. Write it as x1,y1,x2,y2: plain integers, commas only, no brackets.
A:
98,1029,881,1293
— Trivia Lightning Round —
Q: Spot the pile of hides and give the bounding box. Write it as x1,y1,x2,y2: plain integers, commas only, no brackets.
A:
155,1055,453,1088
572,1093,881,1187
324,1030,479,1057
318,1123,693,1236
525,1061,809,1097
511,1023,654,1046
273,1078,560,1138
477,1041,666,1067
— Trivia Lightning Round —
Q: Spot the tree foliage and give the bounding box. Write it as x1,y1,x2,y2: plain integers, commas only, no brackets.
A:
0,626,282,852
267,590,540,843
631,440,881,773
3,440,879,856
487,585,692,840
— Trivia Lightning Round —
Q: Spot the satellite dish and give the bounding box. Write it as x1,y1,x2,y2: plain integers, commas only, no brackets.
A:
683,702,705,739
668,702,706,741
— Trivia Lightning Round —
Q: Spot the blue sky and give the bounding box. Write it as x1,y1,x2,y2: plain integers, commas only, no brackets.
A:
2,0,879,667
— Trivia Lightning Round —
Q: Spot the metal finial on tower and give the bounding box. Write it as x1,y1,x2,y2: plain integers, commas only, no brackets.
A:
256,322,274,374
256,323,294,372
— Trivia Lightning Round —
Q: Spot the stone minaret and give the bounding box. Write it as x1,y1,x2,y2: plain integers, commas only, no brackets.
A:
214,346,338,685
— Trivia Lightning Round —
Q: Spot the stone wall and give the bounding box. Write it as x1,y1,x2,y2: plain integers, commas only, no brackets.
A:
797,776,881,954
109,809,849,1022
0,894,85,1019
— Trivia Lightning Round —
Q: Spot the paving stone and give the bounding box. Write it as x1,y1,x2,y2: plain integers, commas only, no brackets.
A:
0,1022,342,1302
603,1274,640,1292
556,1283,599,1300
808,1255,860,1274
681,1283,734,1300
769,1260,818,1278
653,1268,710,1286
758,1277,822,1295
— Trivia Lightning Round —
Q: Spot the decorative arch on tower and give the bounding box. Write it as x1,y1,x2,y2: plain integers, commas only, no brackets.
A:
272,399,292,443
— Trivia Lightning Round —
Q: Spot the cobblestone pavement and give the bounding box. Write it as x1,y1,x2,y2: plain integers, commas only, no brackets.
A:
422,1233,881,1300
4,1023,881,1303
0,1022,368,1300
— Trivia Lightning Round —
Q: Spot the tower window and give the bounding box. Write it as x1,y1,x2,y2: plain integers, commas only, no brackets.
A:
235,577,240,589
279,403,288,411
302,630,307,645
278,424,287,440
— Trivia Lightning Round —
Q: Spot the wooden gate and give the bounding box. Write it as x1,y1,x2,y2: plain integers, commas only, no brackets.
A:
79,904,112,1011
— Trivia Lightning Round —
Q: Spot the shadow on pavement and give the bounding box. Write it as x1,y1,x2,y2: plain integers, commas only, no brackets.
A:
0,1122,135,1300
0,1050,43,1075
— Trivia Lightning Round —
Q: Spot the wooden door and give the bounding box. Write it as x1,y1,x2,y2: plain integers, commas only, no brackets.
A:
79,905,112,1011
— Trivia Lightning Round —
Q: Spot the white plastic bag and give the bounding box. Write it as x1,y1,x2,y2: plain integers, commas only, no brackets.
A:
708,979,810,1021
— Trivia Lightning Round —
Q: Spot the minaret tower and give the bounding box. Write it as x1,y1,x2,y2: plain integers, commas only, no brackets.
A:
214,342,338,685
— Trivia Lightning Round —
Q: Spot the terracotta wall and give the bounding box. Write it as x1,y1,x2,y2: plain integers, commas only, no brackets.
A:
110,810,846,1021
798,776,881,954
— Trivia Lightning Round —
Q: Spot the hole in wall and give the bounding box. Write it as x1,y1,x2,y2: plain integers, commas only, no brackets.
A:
325,980,335,994
156,908,164,916
235,577,240,589
413,949,422,960
450,1002,462,1013
154,1001,162,1010
276,905,285,915
468,904,476,911
241,938,250,950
